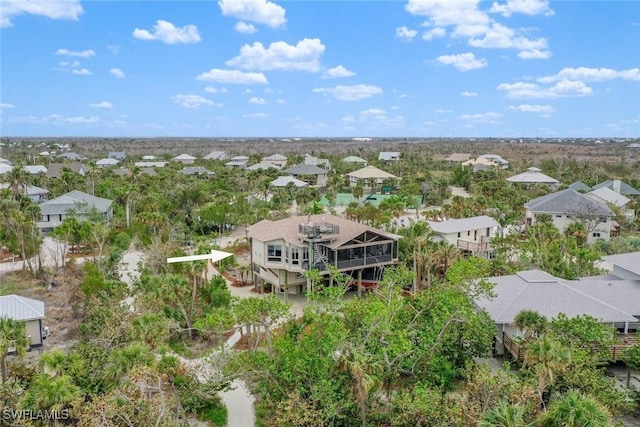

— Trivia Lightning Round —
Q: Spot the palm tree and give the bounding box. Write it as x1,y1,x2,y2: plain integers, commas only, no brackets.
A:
0,317,29,383
538,390,611,427
480,400,532,427
526,336,571,396
1,166,29,200
514,310,548,341
334,343,382,427
23,374,82,414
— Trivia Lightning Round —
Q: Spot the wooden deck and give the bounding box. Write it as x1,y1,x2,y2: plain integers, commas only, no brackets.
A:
502,332,639,363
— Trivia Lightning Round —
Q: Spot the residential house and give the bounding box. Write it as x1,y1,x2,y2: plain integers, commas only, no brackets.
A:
427,215,499,258
171,154,197,164
247,214,401,295
476,266,640,356
247,162,280,171
225,156,250,169
378,151,401,162
587,187,634,224
270,176,308,188
602,251,640,281
261,154,288,168
444,153,472,163
0,295,46,349
23,165,47,175
134,161,168,168
0,163,12,174
46,163,86,178
204,151,229,160
37,190,113,231
96,158,120,168
108,151,126,160
507,167,559,188
568,181,592,193
525,189,615,243
593,180,640,199
142,155,157,160
179,166,215,177
283,164,328,187
57,152,87,161
303,154,330,170
0,183,48,203
342,156,368,166
346,165,397,188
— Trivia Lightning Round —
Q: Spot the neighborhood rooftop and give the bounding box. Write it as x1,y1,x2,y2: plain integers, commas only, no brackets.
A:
0,295,45,321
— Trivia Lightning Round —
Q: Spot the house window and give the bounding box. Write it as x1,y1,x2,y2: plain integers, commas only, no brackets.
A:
555,214,562,218
592,232,601,238
303,247,309,261
474,230,477,240
486,228,490,237
291,247,300,265
467,231,471,236
267,244,282,262
457,232,461,238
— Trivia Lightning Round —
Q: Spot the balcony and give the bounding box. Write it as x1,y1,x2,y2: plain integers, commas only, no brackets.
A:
298,222,340,242
457,239,491,253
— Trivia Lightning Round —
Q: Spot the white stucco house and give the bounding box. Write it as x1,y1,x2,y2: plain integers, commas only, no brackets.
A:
525,189,615,243
427,215,499,258
37,190,113,231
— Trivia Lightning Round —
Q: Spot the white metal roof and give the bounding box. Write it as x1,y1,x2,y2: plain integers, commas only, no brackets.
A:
0,295,45,321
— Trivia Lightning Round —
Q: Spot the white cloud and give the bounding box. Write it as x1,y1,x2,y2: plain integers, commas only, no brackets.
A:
171,94,219,109
508,104,553,113
248,97,267,104
110,68,125,78
468,23,547,51
312,84,383,101
204,86,230,94
242,112,269,119
405,0,489,27
490,0,554,17
234,21,257,34
497,80,593,99
226,38,325,72
218,0,286,27
49,114,100,124
1,0,83,28
435,109,453,113
537,67,640,83
458,111,502,123
133,20,201,44
390,105,400,110
72,68,92,75
60,60,81,67
196,69,268,84
0,103,15,109
360,108,386,116
56,48,95,58
518,49,551,59
422,27,446,41
88,101,112,109
460,91,477,97
436,52,487,71
396,26,418,41
276,99,286,104
322,65,356,79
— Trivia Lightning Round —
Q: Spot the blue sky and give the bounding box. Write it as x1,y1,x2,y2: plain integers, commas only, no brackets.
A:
1,0,639,138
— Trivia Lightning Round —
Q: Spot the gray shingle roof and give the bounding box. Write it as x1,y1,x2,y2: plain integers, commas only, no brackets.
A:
476,270,640,324
283,164,327,175
0,295,44,321
568,181,592,192
427,215,498,234
602,251,640,277
593,180,640,197
270,176,308,187
179,166,215,175
525,189,614,216
46,163,85,178
507,167,559,184
40,190,112,215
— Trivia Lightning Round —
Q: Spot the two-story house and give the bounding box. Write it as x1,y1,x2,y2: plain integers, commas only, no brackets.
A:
525,189,615,243
247,214,401,295
427,215,499,258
